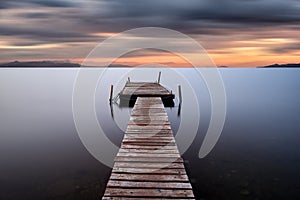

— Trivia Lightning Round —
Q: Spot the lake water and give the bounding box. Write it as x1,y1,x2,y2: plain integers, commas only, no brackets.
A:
0,68,300,200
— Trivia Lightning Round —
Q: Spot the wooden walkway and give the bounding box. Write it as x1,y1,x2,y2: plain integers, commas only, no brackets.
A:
119,82,175,107
103,97,195,199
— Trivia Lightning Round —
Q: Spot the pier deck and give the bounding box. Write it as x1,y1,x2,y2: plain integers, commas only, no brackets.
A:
103,97,195,199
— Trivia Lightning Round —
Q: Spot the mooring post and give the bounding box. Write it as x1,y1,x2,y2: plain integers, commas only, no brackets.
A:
178,84,182,104
177,103,181,116
157,71,161,84
109,85,114,104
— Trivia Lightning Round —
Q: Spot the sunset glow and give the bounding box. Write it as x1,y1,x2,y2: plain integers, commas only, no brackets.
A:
1,0,300,67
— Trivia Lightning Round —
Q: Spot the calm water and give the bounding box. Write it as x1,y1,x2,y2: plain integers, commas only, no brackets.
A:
0,68,300,200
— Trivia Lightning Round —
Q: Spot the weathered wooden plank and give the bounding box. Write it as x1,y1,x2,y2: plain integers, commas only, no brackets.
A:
126,130,172,133
124,135,174,139
130,114,168,117
135,97,162,102
132,108,166,112
122,138,175,142
124,87,168,90
122,138,175,143
111,168,186,175
128,92,170,95
109,173,189,182
127,125,172,130
114,157,183,163
127,124,171,128
103,197,195,200
128,122,170,125
125,129,173,134
113,162,185,169
107,180,191,189
125,131,173,135
118,148,179,154
123,88,170,93
121,143,176,147
117,152,180,158
130,116,168,120
123,139,175,143
124,82,161,86
126,127,172,130
124,135,173,139
133,103,164,106
124,134,174,137
104,188,194,198
120,144,178,150
121,142,176,146
125,133,173,137
124,84,167,87
122,85,169,90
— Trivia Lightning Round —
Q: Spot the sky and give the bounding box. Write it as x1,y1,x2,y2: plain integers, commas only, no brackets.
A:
0,0,300,67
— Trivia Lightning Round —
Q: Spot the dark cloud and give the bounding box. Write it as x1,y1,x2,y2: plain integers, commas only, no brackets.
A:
0,26,87,38
92,0,300,28
268,43,300,54
2,0,300,36
17,12,54,19
120,49,173,58
10,41,48,46
40,0,297,42
29,0,74,7
180,0,300,24
0,25,101,43
0,0,74,9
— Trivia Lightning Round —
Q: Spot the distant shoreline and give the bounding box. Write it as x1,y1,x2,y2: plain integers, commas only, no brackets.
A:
0,61,300,68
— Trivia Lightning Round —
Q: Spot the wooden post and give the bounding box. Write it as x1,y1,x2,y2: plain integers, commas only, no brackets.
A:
157,71,161,84
177,103,181,116
178,85,182,104
109,85,114,104
110,101,114,118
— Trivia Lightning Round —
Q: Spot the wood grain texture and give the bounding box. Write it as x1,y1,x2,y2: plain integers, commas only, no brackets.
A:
102,97,195,199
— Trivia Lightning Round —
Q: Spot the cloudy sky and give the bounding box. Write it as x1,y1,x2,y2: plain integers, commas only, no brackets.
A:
1,0,300,67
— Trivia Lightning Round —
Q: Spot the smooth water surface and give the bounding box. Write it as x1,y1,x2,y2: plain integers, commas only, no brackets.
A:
0,68,299,200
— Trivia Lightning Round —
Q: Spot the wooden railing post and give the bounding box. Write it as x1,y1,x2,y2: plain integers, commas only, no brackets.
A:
109,85,114,104
157,71,161,84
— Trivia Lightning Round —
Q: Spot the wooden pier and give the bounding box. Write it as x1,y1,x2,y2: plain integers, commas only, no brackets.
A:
103,97,195,199
119,82,175,107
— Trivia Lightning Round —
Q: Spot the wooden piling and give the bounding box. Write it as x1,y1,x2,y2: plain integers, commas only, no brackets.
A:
178,85,182,104
157,71,161,84
109,85,114,104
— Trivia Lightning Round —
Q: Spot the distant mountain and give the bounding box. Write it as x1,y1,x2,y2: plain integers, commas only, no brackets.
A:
0,61,137,68
0,61,80,67
1,61,300,68
218,66,229,68
108,64,133,68
259,63,300,68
